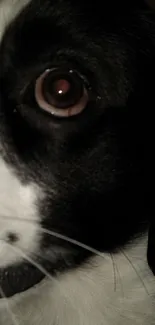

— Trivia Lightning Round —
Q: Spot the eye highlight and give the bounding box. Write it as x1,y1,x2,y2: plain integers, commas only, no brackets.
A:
35,68,89,118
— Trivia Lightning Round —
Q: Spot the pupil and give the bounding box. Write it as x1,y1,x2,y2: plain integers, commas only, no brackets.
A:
54,79,70,96
43,70,83,109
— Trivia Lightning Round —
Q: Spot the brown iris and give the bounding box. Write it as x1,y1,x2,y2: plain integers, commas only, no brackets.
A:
35,68,88,117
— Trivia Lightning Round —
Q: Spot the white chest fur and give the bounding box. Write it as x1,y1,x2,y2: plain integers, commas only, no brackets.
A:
0,235,155,325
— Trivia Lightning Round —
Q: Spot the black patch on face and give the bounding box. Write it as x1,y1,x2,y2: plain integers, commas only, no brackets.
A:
0,0,155,297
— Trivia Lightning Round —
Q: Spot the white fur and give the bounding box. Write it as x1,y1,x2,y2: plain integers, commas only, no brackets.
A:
0,0,41,268
0,235,155,325
0,0,31,42
0,157,41,267
0,2,155,325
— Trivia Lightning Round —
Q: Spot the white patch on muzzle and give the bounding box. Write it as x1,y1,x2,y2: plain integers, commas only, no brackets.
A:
0,157,41,268
0,0,39,269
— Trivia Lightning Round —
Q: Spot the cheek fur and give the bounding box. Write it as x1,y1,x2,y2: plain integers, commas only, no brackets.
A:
0,155,41,268
0,0,31,44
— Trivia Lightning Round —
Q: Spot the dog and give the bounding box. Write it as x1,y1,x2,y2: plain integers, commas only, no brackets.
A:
0,0,155,324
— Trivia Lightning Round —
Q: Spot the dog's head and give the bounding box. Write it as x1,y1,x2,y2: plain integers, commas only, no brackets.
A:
0,0,155,298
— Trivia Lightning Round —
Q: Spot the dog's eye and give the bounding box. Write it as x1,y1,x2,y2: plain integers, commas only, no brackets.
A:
35,68,89,118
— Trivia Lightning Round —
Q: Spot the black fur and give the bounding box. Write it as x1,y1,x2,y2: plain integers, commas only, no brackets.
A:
0,0,155,297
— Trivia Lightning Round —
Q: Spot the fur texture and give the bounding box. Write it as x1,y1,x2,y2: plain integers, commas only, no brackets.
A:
1,237,155,325
0,0,155,324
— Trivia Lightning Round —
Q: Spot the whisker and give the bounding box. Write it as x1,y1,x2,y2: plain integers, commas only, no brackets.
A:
0,215,119,297
0,215,150,298
0,215,37,223
110,253,117,292
0,239,83,311
0,214,143,298
0,286,19,325
1,214,145,299
40,228,107,258
120,249,150,296
0,239,54,284
111,254,124,297
0,215,107,259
